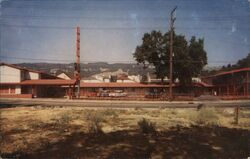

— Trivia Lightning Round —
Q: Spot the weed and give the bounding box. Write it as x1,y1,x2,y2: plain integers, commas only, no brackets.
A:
53,113,71,132
170,109,177,115
137,118,156,134
60,113,71,124
195,107,219,126
85,111,104,134
101,109,118,118
197,104,205,110
134,107,142,111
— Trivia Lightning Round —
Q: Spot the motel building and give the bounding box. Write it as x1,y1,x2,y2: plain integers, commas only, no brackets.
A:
0,63,170,99
0,62,212,100
1,62,248,100
79,82,169,100
0,63,76,98
201,68,250,99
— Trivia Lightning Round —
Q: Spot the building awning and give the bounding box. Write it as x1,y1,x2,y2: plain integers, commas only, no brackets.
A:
0,79,76,86
203,67,250,79
173,82,213,88
192,82,213,87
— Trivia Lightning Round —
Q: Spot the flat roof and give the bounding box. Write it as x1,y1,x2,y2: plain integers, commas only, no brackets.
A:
176,82,213,87
22,79,76,85
0,79,76,86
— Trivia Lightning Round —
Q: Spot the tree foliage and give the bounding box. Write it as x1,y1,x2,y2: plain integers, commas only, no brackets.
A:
215,53,250,73
235,53,250,68
133,30,207,85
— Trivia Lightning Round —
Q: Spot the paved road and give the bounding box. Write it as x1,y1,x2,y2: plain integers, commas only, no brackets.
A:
0,98,250,108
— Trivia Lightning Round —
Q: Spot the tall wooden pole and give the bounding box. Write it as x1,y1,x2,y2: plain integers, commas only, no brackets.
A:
76,26,81,98
169,6,177,101
246,71,249,96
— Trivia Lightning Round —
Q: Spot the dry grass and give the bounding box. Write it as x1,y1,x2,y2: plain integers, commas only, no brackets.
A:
193,107,219,126
0,106,250,157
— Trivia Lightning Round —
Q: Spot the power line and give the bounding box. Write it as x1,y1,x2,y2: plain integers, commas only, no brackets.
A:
0,24,164,30
2,48,74,56
0,0,217,2
1,3,245,11
0,55,73,62
2,15,250,23
1,24,249,30
0,24,75,30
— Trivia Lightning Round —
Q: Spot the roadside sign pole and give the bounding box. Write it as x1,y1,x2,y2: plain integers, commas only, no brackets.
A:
169,6,177,102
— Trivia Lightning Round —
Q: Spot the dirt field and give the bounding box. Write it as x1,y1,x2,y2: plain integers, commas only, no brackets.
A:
0,105,250,159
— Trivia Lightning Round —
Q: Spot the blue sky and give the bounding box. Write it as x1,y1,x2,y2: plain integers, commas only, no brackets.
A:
0,0,249,66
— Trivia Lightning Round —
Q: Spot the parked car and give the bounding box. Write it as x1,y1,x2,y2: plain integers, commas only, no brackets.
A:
109,90,127,97
145,92,162,98
97,90,110,97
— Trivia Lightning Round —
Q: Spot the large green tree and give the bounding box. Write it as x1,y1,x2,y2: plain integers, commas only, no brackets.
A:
217,53,250,73
234,53,250,68
133,30,207,86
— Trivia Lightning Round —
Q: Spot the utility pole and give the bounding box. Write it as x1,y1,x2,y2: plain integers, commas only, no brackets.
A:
169,6,177,102
75,26,81,98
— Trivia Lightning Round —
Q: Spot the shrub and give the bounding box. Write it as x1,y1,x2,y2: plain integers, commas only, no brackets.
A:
85,111,104,134
101,109,118,118
60,113,71,124
137,118,156,134
134,107,142,111
170,109,177,115
53,113,71,132
195,107,219,126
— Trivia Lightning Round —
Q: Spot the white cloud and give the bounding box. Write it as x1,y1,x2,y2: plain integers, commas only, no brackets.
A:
227,22,237,35
191,12,200,25
130,13,137,20
130,13,139,37
244,38,248,43
231,23,237,33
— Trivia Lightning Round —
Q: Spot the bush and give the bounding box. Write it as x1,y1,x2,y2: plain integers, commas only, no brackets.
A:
53,113,71,132
85,111,104,134
101,109,118,118
60,113,71,124
195,107,219,126
170,109,177,115
137,118,156,134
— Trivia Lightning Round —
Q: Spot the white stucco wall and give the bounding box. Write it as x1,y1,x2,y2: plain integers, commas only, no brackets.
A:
15,85,21,94
29,72,40,80
192,77,201,83
82,79,102,83
104,79,110,83
117,80,135,83
0,65,21,83
128,75,141,83
57,73,71,80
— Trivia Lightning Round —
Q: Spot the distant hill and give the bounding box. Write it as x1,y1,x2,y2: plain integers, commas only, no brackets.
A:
16,62,153,77
19,55,249,78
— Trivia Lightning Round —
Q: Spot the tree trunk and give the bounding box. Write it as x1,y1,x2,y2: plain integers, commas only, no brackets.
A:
161,78,164,84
